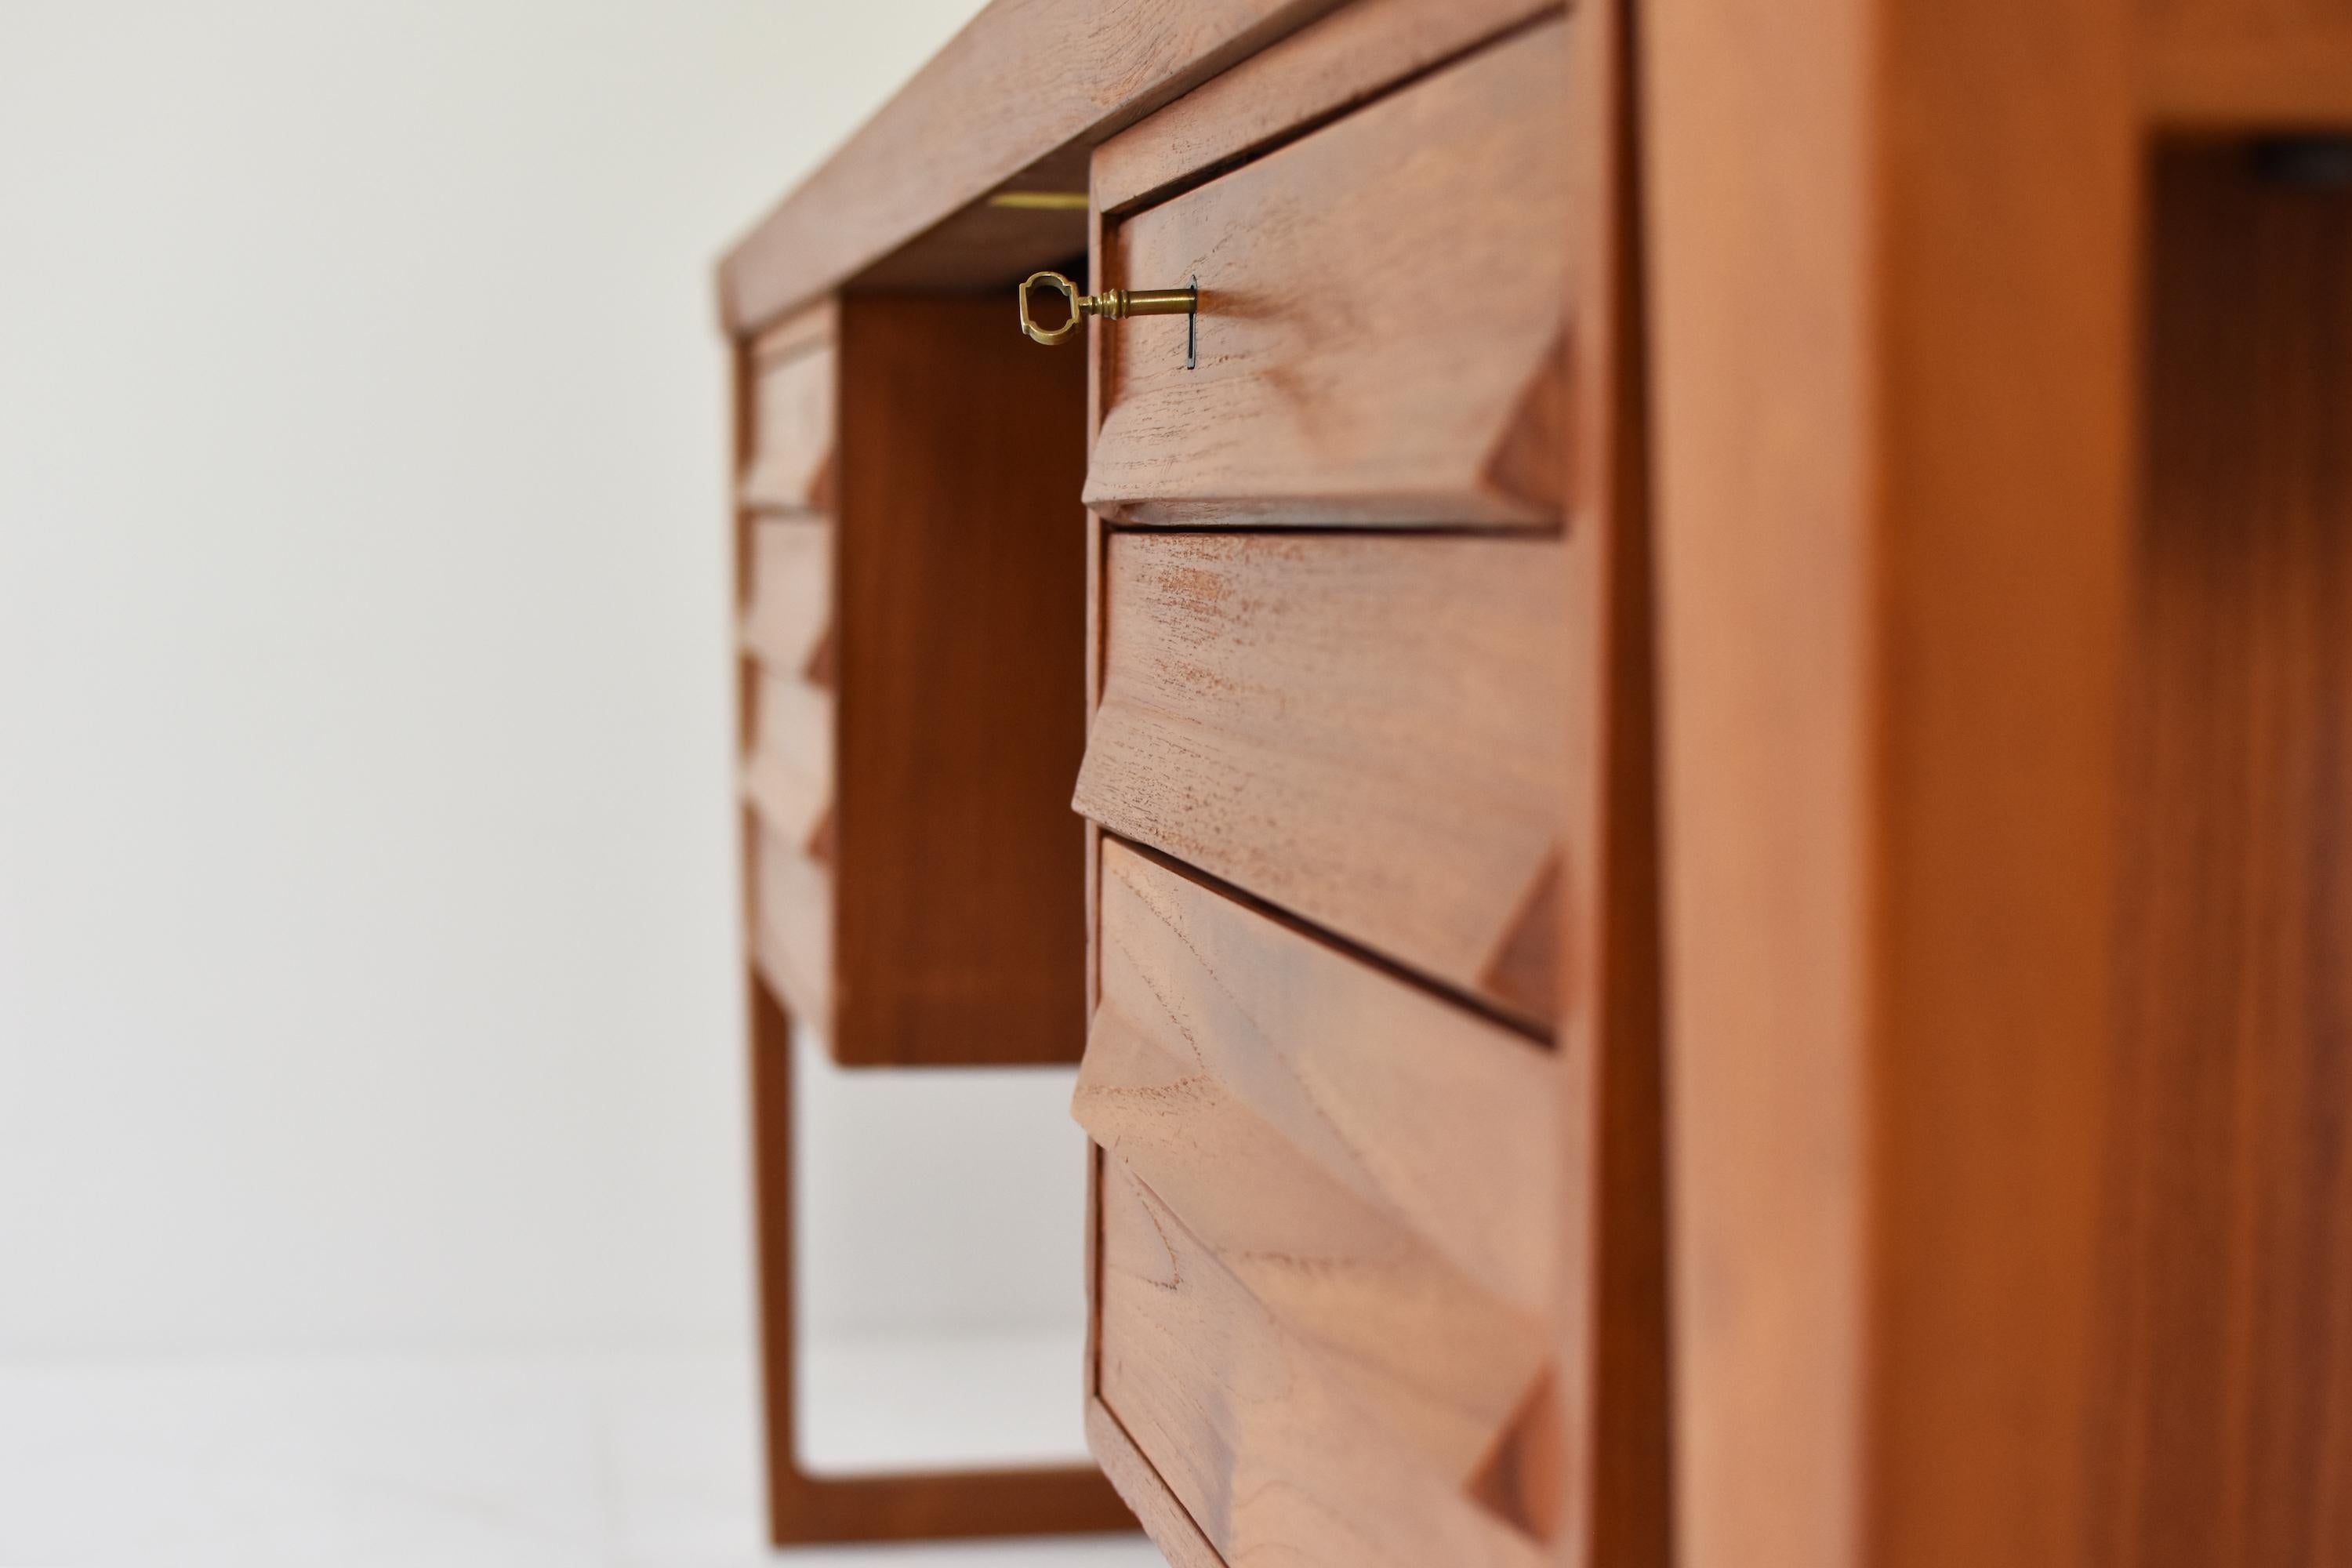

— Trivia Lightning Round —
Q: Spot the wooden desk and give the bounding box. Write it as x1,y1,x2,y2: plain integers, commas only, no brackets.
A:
718,0,2352,1561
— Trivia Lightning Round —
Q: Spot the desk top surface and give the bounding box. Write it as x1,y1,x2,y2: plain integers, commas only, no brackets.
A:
717,0,1351,335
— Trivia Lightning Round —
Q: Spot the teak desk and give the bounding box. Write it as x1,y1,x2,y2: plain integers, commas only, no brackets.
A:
717,2,2352,1563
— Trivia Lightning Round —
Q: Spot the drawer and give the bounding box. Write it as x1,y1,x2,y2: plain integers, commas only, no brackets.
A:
1082,842,1557,1564
1073,532,1566,1027
743,666,833,861
740,323,836,514
1085,19,1569,528
738,304,837,873
751,818,832,1024
740,517,832,684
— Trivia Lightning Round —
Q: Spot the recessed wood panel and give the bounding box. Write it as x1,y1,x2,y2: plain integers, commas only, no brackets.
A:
1086,20,1570,528
2089,143,2352,1568
1073,532,1566,1027
830,295,1090,1065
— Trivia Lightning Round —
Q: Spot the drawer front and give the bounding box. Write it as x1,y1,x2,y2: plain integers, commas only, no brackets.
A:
751,818,832,1024
1083,843,1556,1565
743,666,833,862
741,517,832,684
741,339,836,514
746,652,834,1021
1085,20,1569,528
1073,532,1566,1026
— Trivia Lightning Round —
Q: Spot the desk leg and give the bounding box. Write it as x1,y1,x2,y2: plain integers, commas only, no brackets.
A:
745,972,1136,1544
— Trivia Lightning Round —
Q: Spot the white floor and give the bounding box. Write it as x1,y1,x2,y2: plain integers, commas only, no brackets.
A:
795,1330,1088,1475
0,1341,1163,1568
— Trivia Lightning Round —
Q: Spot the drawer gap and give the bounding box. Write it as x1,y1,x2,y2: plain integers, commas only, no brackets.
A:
1101,521,1564,540
1104,835,1555,1047
1097,2,1570,218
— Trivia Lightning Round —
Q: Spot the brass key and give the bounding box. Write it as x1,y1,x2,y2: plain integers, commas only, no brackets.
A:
1018,270,1197,365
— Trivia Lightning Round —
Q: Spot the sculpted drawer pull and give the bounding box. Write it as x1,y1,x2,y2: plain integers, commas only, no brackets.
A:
1019,269,1197,367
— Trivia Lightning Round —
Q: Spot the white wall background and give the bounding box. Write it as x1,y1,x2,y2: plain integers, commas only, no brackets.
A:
0,0,1102,1367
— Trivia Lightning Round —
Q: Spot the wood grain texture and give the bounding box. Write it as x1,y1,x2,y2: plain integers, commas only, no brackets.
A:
1642,0,2136,1566
2087,143,2352,1568
741,517,833,684
744,978,1136,1545
718,0,1359,332
831,295,1090,1065
1086,20,1570,528
1082,841,1557,1314
1092,0,1557,214
1074,532,1566,1028
741,345,837,514
1098,1154,1550,1568
1078,844,1573,1565
1085,1399,1225,1568
1077,857,1557,1512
